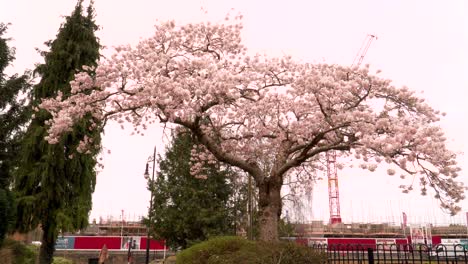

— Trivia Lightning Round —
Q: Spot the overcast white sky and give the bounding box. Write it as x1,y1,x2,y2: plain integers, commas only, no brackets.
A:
1,0,467,226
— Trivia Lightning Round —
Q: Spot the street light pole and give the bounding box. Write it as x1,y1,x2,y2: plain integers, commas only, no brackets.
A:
127,238,132,264
144,146,156,264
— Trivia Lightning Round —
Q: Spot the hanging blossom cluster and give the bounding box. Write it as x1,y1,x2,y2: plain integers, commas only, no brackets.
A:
189,143,218,179
40,15,464,214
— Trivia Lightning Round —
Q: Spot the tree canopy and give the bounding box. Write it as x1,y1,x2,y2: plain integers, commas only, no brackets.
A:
14,1,101,263
0,22,31,246
41,16,464,241
150,130,243,249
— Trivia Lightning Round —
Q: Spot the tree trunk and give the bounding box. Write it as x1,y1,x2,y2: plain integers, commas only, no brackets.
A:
39,221,56,264
257,179,282,241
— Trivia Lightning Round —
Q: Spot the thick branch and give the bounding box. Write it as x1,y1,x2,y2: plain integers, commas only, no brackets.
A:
279,142,350,177
176,119,264,182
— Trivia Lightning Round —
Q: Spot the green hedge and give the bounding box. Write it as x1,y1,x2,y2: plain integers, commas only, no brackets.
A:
0,239,37,264
53,256,74,264
176,236,326,264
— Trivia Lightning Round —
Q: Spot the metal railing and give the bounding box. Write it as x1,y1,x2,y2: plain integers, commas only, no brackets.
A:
310,243,468,263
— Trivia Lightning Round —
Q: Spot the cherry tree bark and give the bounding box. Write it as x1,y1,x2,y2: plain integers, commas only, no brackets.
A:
257,177,283,241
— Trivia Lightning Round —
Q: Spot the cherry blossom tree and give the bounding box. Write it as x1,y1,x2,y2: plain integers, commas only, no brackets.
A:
40,16,464,241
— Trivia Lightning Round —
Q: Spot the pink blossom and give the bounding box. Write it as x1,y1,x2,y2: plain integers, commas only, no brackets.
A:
40,18,464,215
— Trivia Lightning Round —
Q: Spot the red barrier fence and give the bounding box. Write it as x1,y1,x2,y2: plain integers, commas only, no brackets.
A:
55,236,166,250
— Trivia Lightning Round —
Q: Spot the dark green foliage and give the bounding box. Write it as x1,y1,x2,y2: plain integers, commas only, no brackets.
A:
0,238,38,264
52,257,73,264
278,218,295,238
14,1,101,263
150,131,241,250
33,2,99,100
176,236,327,264
0,189,16,246
0,23,31,246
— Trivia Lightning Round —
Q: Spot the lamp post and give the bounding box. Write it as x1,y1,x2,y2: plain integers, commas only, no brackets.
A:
127,238,133,264
144,146,156,264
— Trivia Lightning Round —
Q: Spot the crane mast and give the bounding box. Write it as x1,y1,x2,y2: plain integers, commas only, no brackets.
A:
352,34,377,68
327,34,377,225
327,151,342,224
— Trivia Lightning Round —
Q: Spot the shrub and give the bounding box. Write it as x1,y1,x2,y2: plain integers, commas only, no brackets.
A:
176,236,326,264
163,255,177,264
0,239,37,264
53,256,73,264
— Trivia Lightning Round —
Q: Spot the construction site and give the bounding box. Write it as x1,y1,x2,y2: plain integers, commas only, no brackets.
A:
12,219,468,245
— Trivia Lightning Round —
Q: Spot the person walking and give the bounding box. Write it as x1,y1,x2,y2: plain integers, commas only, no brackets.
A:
98,244,109,264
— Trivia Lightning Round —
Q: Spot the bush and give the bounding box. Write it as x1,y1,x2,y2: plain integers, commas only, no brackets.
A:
0,239,37,264
53,256,73,264
163,255,177,264
176,236,326,264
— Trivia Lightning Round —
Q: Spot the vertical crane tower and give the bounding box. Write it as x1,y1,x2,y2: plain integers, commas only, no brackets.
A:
327,34,377,225
327,151,341,224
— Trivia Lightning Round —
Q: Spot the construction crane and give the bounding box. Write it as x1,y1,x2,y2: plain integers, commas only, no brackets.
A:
351,34,377,68
327,34,377,225
327,151,342,224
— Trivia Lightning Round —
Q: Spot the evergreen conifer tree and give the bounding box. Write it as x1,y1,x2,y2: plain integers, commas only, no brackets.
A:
150,130,244,249
14,2,101,263
0,23,31,247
